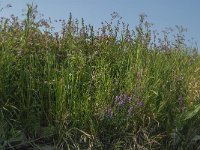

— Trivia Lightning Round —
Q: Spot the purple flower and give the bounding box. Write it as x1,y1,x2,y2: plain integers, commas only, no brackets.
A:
178,76,183,81
128,106,133,115
118,97,126,107
137,101,144,108
178,95,184,107
124,94,127,100
107,107,113,118
115,95,119,103
54,32,59,37
114,94,136,115
128,97,132,103
139,101,143,107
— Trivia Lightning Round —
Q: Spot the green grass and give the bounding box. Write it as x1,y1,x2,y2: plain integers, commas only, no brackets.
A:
0,4,200,150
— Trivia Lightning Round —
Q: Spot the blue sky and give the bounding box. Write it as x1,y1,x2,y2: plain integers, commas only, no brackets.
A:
1,0,200,48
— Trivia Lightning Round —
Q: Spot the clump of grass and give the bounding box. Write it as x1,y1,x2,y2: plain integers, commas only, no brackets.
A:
0,3,200,149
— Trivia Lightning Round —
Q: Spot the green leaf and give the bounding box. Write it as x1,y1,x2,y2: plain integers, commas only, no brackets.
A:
184,104,200,121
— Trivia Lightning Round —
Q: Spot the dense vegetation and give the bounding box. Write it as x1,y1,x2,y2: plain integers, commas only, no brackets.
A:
0,4,200,150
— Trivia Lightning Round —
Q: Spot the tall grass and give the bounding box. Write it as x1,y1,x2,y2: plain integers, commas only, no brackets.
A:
0,4,200,149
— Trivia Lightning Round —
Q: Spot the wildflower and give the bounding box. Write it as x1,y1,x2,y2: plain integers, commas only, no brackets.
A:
54,32,59,37
115,95,119,103
137,101,144,108
177,75,183,82
139,101,143,107
178,95,184,108
107,107,113,118
118,96,126,107
123,94,127,101
128,97,132,103
128,106,133,115
118,99,124,107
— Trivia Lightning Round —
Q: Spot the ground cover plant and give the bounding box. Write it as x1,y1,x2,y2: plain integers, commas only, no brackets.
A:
0,4,200,150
